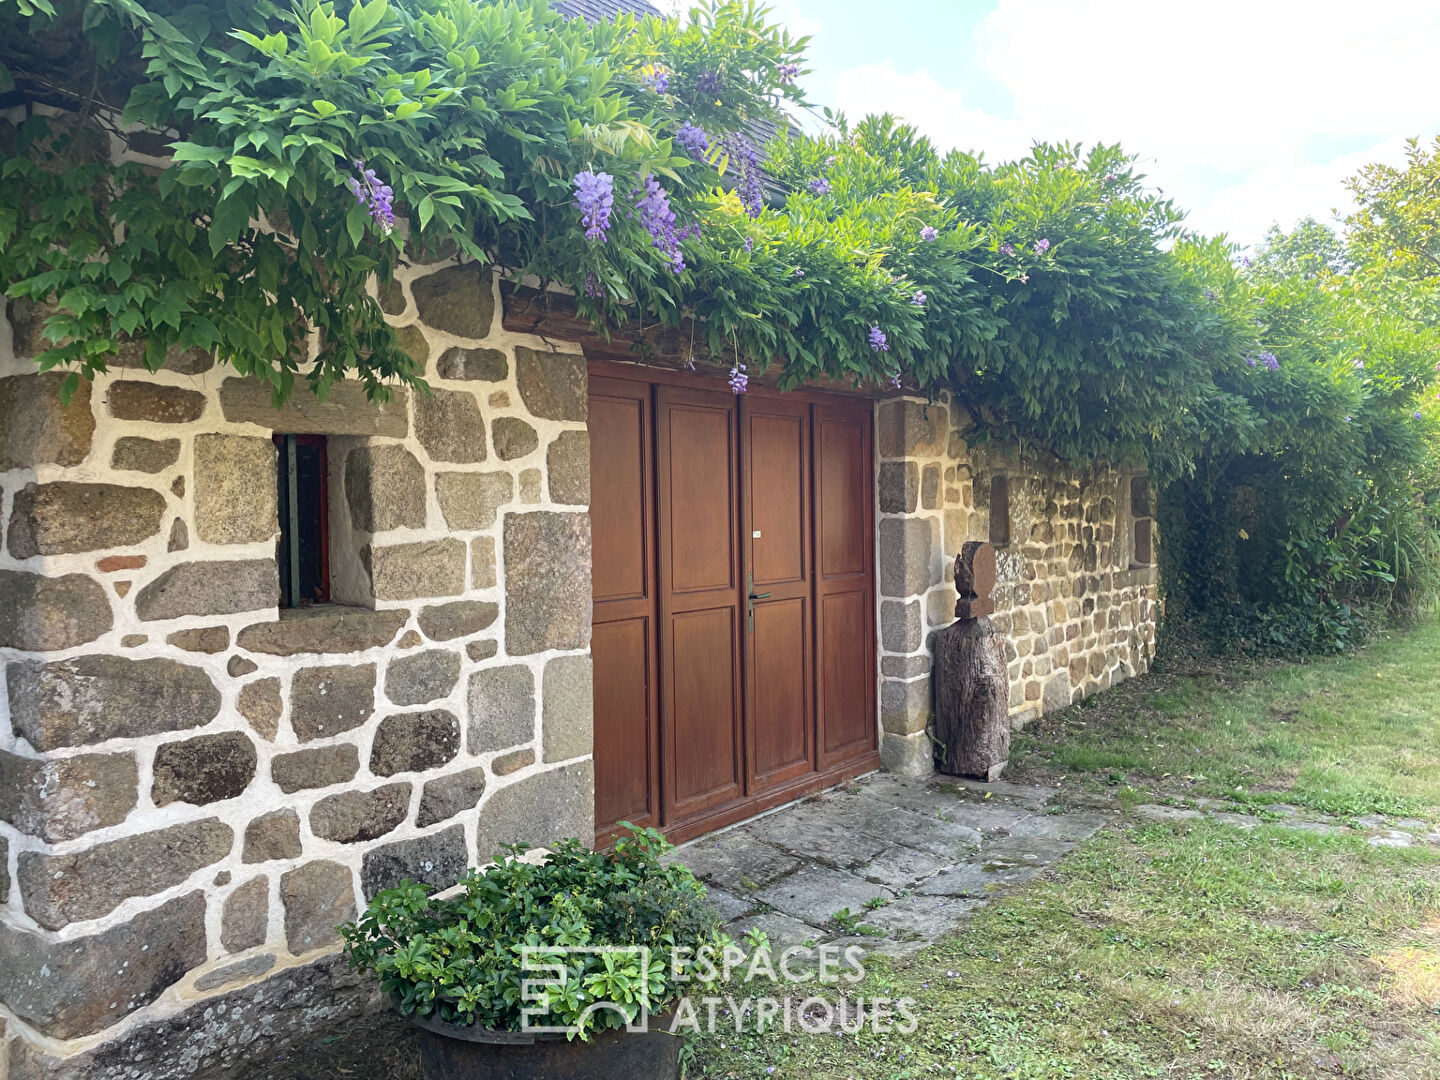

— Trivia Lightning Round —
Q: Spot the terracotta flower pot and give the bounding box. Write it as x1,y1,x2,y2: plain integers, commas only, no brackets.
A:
409,1010,682,1080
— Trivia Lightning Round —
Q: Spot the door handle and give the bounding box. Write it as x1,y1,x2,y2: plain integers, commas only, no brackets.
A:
746,575,770,632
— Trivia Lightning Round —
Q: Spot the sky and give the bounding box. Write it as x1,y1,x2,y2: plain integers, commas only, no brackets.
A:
664,0,1440,252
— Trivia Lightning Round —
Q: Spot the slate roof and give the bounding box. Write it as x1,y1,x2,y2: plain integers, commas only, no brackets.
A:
552,0,667,21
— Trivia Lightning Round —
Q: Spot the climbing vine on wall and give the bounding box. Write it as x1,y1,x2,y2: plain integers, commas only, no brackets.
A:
2,0,1437,652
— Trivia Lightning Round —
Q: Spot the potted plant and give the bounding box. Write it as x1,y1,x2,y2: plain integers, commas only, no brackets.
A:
340,826,727,1080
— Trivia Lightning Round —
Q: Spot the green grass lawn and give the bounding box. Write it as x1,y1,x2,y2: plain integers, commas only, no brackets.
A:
693,622,1440,1080
1028,621,1440,820
243,623,1440,1080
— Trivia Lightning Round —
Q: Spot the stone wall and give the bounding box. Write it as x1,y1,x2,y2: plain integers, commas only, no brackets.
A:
0,265,596,1078
875,392,1159,774
0,260,1162,1080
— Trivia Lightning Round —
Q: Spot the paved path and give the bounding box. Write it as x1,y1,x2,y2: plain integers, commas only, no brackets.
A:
669,772,1439,958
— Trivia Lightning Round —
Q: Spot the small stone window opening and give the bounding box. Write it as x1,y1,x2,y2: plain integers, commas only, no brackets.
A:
275,434,331,607
988,475,1010,546
1130,475,1153,567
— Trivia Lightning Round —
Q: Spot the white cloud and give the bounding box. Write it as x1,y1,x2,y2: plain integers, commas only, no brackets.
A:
1188,136,1415,248
831,62,1035,161
825,0,1440,245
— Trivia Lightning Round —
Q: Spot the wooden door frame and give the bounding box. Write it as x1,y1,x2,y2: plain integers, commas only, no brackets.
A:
588,375,662,845
587,359,881,846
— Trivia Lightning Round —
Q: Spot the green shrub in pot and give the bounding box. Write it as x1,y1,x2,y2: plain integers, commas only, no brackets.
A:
340,826,726,1040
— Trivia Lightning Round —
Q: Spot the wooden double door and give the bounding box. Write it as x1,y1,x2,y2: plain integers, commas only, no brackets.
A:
590,366,879,845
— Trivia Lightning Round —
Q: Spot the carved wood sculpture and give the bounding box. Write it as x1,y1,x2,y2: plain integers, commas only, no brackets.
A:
933,540,1010,781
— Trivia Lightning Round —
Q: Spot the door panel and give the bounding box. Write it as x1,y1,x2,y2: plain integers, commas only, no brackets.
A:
818,590,872,758
742,397,814,790
588,377,659,839
670,607,742,806
590,391,650,603
747,411,807,586
666,403,734,594
750,596,811,781
814,402,877,767
592,617,655,831
657,387,745,820
591,370,877,843
817,416,867,577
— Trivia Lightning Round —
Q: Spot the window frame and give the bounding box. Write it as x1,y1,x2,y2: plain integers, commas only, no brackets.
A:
988,474,1011,546
274,433,332,608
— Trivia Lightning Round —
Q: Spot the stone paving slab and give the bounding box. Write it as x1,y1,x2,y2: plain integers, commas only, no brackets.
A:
745,807,890,868
705,886,759,921
1368,830,1414,848
729,911,824,948
755,863,892,925
1133,804,1204,823
851,774,1005,823
855,804,983,857
1008,809,1112,841
916,857,1048,897
946,777,1056,807
672,772,1439,966
855,845,953,887
671,831,801,888
861,893,980,942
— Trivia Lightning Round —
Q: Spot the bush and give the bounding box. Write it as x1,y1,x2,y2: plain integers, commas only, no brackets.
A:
339,826,726,1039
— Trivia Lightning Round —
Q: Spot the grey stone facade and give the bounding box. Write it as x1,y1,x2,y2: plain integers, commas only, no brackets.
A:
0,265,594,1078
1,232,1155,1080
874,394,1158,774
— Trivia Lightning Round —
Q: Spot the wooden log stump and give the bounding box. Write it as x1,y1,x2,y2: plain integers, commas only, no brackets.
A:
933,541,1010,781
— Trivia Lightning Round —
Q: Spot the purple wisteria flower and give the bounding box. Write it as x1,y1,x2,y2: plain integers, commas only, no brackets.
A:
1353,358,1365,370
808,177,831,195
1345,415,1353,422
582,272,605,299
869,326,888,352
887,372,902,389
1415,411,1423,419
1245,353,1258,367
912,291,927,306
777,63,799,85
573,170,615,243
1033,238,1051,255
694,70,722,94
793,268,805,277
1205,289,1217,301
675,122,709,157
825,154,837,167
347,160,395,234
724,133,765,218
729,362,748,394
1103,172,1117,184
635,174,686,273
683,354,697,371
999,242,1016,256
1260,351,1279,370
743,237,754,254
641,66,670,93
920,225,938,242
